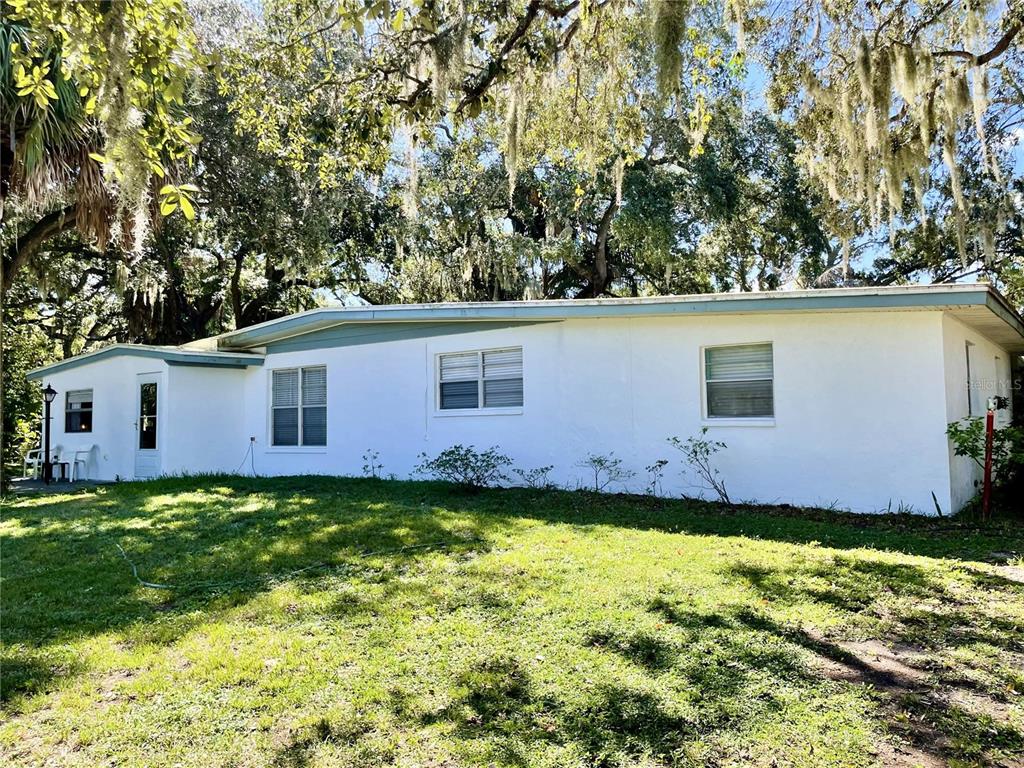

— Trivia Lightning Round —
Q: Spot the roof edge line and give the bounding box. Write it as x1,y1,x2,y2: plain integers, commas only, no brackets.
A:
217,287,1002,350
26,345,265,380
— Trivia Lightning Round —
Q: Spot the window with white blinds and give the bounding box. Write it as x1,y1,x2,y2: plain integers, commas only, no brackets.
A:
704,343,774,418
271,366,327,445
65,389,93,433
439,347,523,410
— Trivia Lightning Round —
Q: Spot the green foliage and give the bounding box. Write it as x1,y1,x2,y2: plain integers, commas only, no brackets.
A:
218,0,742,187
764,0,1019,264
946,417,1024,503
511,464,555,489
645,458,670,496
2,0,201,231
415,444,513,488
395,95,827,300
668,428,730,503
361,449,384,479
0,307,54,484
218,0,396,184
866,174,1024,297
575,452,636,492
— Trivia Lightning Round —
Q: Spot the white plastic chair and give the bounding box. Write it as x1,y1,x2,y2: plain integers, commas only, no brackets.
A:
71,445,95,482
24,444,62,480
22,447,42,478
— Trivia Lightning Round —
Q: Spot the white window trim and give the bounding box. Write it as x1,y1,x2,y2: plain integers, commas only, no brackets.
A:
267,366,328,449
699,341,776,425
65,388,94,434
433,346,524,416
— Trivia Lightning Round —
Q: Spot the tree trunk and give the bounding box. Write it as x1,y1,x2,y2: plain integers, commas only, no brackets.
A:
2,206,79,296
586,197,618,297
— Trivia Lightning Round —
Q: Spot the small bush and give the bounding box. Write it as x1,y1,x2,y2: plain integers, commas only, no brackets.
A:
361,450,384,479
668,429,731,504
645,459,669,496
512,465,555,489
415,445,512,488
575,453,635,492
947,418,1024,508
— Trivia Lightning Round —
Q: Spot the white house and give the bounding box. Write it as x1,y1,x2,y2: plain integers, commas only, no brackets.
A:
26,284,1023,514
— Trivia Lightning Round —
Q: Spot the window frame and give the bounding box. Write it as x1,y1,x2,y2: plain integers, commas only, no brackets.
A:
268,365,328,449
65,388,94,433
700,341,776,425
965,340,977,417
434,346,525,416
138,381,158,449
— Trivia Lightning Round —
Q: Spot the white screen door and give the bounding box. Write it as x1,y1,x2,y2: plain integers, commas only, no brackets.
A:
134,373,161,479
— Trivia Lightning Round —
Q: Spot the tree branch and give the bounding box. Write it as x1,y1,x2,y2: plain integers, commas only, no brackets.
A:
2,205,79,296
456,0,544,113
932,15,1022,66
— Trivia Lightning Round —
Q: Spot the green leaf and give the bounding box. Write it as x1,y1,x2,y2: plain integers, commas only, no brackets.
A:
88,152,107,164
178,195,195,220
160,199,178,216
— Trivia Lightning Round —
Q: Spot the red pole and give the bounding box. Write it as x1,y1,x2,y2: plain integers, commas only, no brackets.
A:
981,407,995,522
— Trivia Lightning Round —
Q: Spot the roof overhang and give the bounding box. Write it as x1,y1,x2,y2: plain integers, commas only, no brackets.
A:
208,285,1024,353
26,345,265,381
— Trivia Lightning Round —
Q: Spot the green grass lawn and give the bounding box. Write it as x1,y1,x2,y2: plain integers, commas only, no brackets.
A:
2,477,1023,768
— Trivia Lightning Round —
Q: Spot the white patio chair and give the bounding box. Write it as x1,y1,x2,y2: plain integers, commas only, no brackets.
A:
71,445,95,482
24,444,62,480
22,447,42,479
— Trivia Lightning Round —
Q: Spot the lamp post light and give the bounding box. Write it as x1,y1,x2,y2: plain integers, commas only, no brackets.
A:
42,383,57,484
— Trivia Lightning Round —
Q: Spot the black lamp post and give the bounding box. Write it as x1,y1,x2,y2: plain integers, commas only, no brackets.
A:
42,383,57,484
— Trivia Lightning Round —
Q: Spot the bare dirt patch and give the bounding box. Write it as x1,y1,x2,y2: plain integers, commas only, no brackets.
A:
802,629,1020,767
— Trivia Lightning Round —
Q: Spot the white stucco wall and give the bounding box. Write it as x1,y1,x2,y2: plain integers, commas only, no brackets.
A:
941,314,1016,512
237,309,954,513
162,365,248,476
30,357,170,481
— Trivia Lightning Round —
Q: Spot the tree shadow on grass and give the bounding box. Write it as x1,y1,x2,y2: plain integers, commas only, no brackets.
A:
723,558,1023,654
466,486,1024,564
654,575,1024,766
413,655,701,768
745,609,1024,767
5,474,1024,766
583,627,678,672
1,476,512,710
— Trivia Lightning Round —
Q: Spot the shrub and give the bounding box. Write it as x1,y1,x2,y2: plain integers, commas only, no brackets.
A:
361,450,384,479
415,445,512,488
575,452,635,492
512,465,555,489
668,429,731,504
645,459,669,496
946,418,1024,505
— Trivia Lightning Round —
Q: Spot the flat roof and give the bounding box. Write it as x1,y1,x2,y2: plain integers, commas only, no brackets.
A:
26,345,265,381
26,285,1024,381
206,284,1024,352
